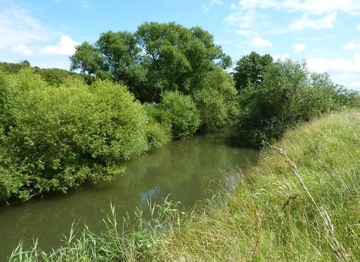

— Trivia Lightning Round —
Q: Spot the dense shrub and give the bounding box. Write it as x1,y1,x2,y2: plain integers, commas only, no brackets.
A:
193,67,238,132
0,69,149,201
143,103,172,148
233,59,358,148
160,91,200,139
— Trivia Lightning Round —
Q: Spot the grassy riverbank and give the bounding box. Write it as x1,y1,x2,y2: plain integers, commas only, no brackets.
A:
10,110,360,261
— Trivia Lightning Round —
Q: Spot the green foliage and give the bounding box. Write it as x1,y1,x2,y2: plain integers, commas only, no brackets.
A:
33,67,80,86
160,91,200,139
0,61,80,86
233,58,358,148
193,66,238,132
0,62,27,74
70,22,232,103
0,70,150,201
143,103,172,148
233,51,273,91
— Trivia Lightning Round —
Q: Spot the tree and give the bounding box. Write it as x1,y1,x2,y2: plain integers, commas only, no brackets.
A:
70,22,232,103
19,60,31,67
234,59,312,148
233,51,273,90
70,42,105,77
233,58,359,148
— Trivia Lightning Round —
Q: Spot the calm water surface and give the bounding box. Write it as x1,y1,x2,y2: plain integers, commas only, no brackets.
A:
0,135,258,260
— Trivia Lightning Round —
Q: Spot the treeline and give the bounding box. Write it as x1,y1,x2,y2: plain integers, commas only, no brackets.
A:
0,61,80,86
0,22,358,203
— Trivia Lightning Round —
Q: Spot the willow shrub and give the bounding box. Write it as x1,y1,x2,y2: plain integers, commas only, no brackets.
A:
160,91,200,139
193,67,239,132
234,59,359,148
0,69,149,201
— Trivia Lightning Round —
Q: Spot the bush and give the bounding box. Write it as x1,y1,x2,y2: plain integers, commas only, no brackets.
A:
0,70,149,201
160,91,200,139
143,103,171,148
193,67,238,132
233,59,358,148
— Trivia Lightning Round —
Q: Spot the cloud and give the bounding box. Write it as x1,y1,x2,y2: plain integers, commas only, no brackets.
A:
224,1,345,43
274,53,290,61
357,24,360,30
342,40,360,50
54,0,90,9
293,43,306,52
12,44,33,55
350,81,360,89
0,3,56,49
238,0,360,15
224,9,268,36
41,35,79,56
203,0,223,13
251,36,272,47
307,53,360,74
288,12,337,31
238,0,279,10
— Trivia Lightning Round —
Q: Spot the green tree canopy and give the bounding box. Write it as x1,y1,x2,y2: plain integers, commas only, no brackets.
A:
233,51,273,90
70,22,232,103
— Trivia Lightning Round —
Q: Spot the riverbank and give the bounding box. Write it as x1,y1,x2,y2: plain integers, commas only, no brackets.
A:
9,110,360,261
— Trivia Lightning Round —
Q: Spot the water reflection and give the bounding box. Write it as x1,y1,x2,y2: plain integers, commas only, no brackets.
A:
0,135,258,260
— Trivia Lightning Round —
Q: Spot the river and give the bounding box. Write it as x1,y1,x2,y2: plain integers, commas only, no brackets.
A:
0,135,258,260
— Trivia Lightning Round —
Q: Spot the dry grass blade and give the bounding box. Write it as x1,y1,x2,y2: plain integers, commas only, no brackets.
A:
271,146,350,262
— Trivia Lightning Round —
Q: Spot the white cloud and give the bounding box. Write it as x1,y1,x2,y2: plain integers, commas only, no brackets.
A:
293,43,306,52
224,9,267,36
307,53,360,74
0,3,56,49
283,0,358,15
288,12,337,31
41,35,79,56
203,0,223,12
54,0,90,9
274,53,290,61
239,0,360,15
12,44,33,55
342,40,360,50
350,82,360,89
239,0,279,10
211,0,223,4
230,4,236,10
357,24,360,30
251,36,272,47
202,6,210,12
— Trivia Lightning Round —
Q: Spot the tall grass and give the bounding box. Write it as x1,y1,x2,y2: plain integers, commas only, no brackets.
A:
9,111,360,261
149,110,360,261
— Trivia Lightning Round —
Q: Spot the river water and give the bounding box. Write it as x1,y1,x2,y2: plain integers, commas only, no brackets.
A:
0,135,258,260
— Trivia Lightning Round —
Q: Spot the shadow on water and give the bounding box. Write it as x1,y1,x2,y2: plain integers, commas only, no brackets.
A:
0,134,258,260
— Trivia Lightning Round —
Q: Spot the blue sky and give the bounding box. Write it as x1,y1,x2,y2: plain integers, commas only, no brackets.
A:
1,0,360,91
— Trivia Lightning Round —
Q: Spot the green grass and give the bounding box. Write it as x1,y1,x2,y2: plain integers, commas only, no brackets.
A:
9,110,360,261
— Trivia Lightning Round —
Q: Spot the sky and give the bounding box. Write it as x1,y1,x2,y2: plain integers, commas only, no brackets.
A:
1,0,360,91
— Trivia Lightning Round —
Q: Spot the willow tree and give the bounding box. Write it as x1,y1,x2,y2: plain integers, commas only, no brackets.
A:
70,22,232,103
